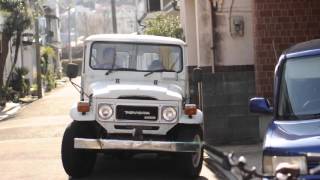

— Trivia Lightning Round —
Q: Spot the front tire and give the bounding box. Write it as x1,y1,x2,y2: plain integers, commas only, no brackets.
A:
61,121,97,178
175,126,204,177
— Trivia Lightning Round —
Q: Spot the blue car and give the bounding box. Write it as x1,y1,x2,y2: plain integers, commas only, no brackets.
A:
250,39,320,179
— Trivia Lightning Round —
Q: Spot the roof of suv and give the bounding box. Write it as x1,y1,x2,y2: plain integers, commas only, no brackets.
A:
286,39,320,58
85,34,186,46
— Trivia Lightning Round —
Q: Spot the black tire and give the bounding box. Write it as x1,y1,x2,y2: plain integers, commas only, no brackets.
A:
175,126,204,178
114,151,133,160
104,151,133,160
61,121,97,178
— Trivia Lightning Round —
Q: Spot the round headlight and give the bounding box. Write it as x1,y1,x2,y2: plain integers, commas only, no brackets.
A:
98,104,113,120
162,107,177,121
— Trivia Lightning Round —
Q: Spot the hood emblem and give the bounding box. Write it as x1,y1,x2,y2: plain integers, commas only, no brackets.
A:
124,111,151,115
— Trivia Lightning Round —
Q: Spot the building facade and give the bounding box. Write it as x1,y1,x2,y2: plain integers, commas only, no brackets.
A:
145,0,320,145
187,0,320,145
253,0,320,100
182,0,257,145
1,0,62,87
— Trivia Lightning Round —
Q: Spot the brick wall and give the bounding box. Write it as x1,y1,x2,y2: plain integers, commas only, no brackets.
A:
253,0,320,100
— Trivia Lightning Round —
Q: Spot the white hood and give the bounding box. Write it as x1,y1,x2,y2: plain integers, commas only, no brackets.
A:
89,81,183,101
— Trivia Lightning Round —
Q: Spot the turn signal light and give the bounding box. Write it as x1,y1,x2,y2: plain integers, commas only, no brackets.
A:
77,101,90,113
184,104,197,116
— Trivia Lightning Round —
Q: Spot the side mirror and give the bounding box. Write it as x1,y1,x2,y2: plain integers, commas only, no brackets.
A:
66,63,79,79
249,97,273,114
192,68,203,83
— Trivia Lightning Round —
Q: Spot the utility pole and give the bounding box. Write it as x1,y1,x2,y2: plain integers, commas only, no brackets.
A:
134,0,138,33
68,7,72,63
74,6,77,46
103,9,107,33
20,36,24,67
35,3,43,98
111,0,117,33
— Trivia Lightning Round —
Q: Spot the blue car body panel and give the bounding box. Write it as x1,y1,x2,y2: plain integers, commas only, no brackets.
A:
264,119,320,155
261,39,320,178
263,175,320,180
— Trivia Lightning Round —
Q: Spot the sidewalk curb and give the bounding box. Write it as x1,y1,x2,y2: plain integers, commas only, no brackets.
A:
0,104,21,121
0,78,67,122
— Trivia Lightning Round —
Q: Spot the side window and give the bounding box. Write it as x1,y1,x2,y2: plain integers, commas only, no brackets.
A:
90,48,97,67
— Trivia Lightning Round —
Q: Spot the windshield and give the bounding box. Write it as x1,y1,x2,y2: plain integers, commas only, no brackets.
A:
89,42,182,72
278,55,320,120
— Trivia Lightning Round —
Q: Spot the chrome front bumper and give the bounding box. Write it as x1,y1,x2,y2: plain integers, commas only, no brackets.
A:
74,138,202,152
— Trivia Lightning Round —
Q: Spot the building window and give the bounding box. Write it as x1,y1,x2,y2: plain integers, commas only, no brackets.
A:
147,0,161,12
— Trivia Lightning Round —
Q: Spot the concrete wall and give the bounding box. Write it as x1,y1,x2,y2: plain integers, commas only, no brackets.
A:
202,69,259,145
180,0,213,67
4,41,36,85
180,0,197,66
182,0,260,145
195,0,213,67
181,0,254,67
214,0,254,66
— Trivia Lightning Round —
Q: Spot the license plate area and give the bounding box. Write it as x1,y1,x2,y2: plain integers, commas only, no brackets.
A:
116,105,158,121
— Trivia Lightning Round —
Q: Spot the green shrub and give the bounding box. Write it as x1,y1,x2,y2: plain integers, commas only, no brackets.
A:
144,13,183,39
9,67,30,98
45,71,56,92
0,86,9,106
30,84,38,96
41,46,56,75
0,86,17,104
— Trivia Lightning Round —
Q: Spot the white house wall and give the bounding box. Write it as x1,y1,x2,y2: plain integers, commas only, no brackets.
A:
180,0,198,66
180,0,254,68
22,44,37,85
214,0,254,66
181,0,213,68
195,0,213,68
4,41,36,86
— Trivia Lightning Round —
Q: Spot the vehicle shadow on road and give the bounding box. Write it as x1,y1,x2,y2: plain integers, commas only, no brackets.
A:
71,153,208,180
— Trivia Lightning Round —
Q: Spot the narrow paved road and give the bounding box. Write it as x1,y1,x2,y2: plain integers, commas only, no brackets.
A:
0,79,220,180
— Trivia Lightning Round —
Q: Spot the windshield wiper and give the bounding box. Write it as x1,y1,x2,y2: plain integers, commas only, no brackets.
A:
144,70,164,77
144,70,175,77
105,69,114,76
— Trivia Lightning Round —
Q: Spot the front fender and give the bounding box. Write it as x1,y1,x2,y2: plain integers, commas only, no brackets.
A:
70,103,95,121
179,109,203,124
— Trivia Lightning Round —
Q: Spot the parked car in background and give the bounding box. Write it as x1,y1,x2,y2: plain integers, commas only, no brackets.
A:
250,39,320,179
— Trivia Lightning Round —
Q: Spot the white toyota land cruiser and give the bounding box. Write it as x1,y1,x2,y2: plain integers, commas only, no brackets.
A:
61,34,204,178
